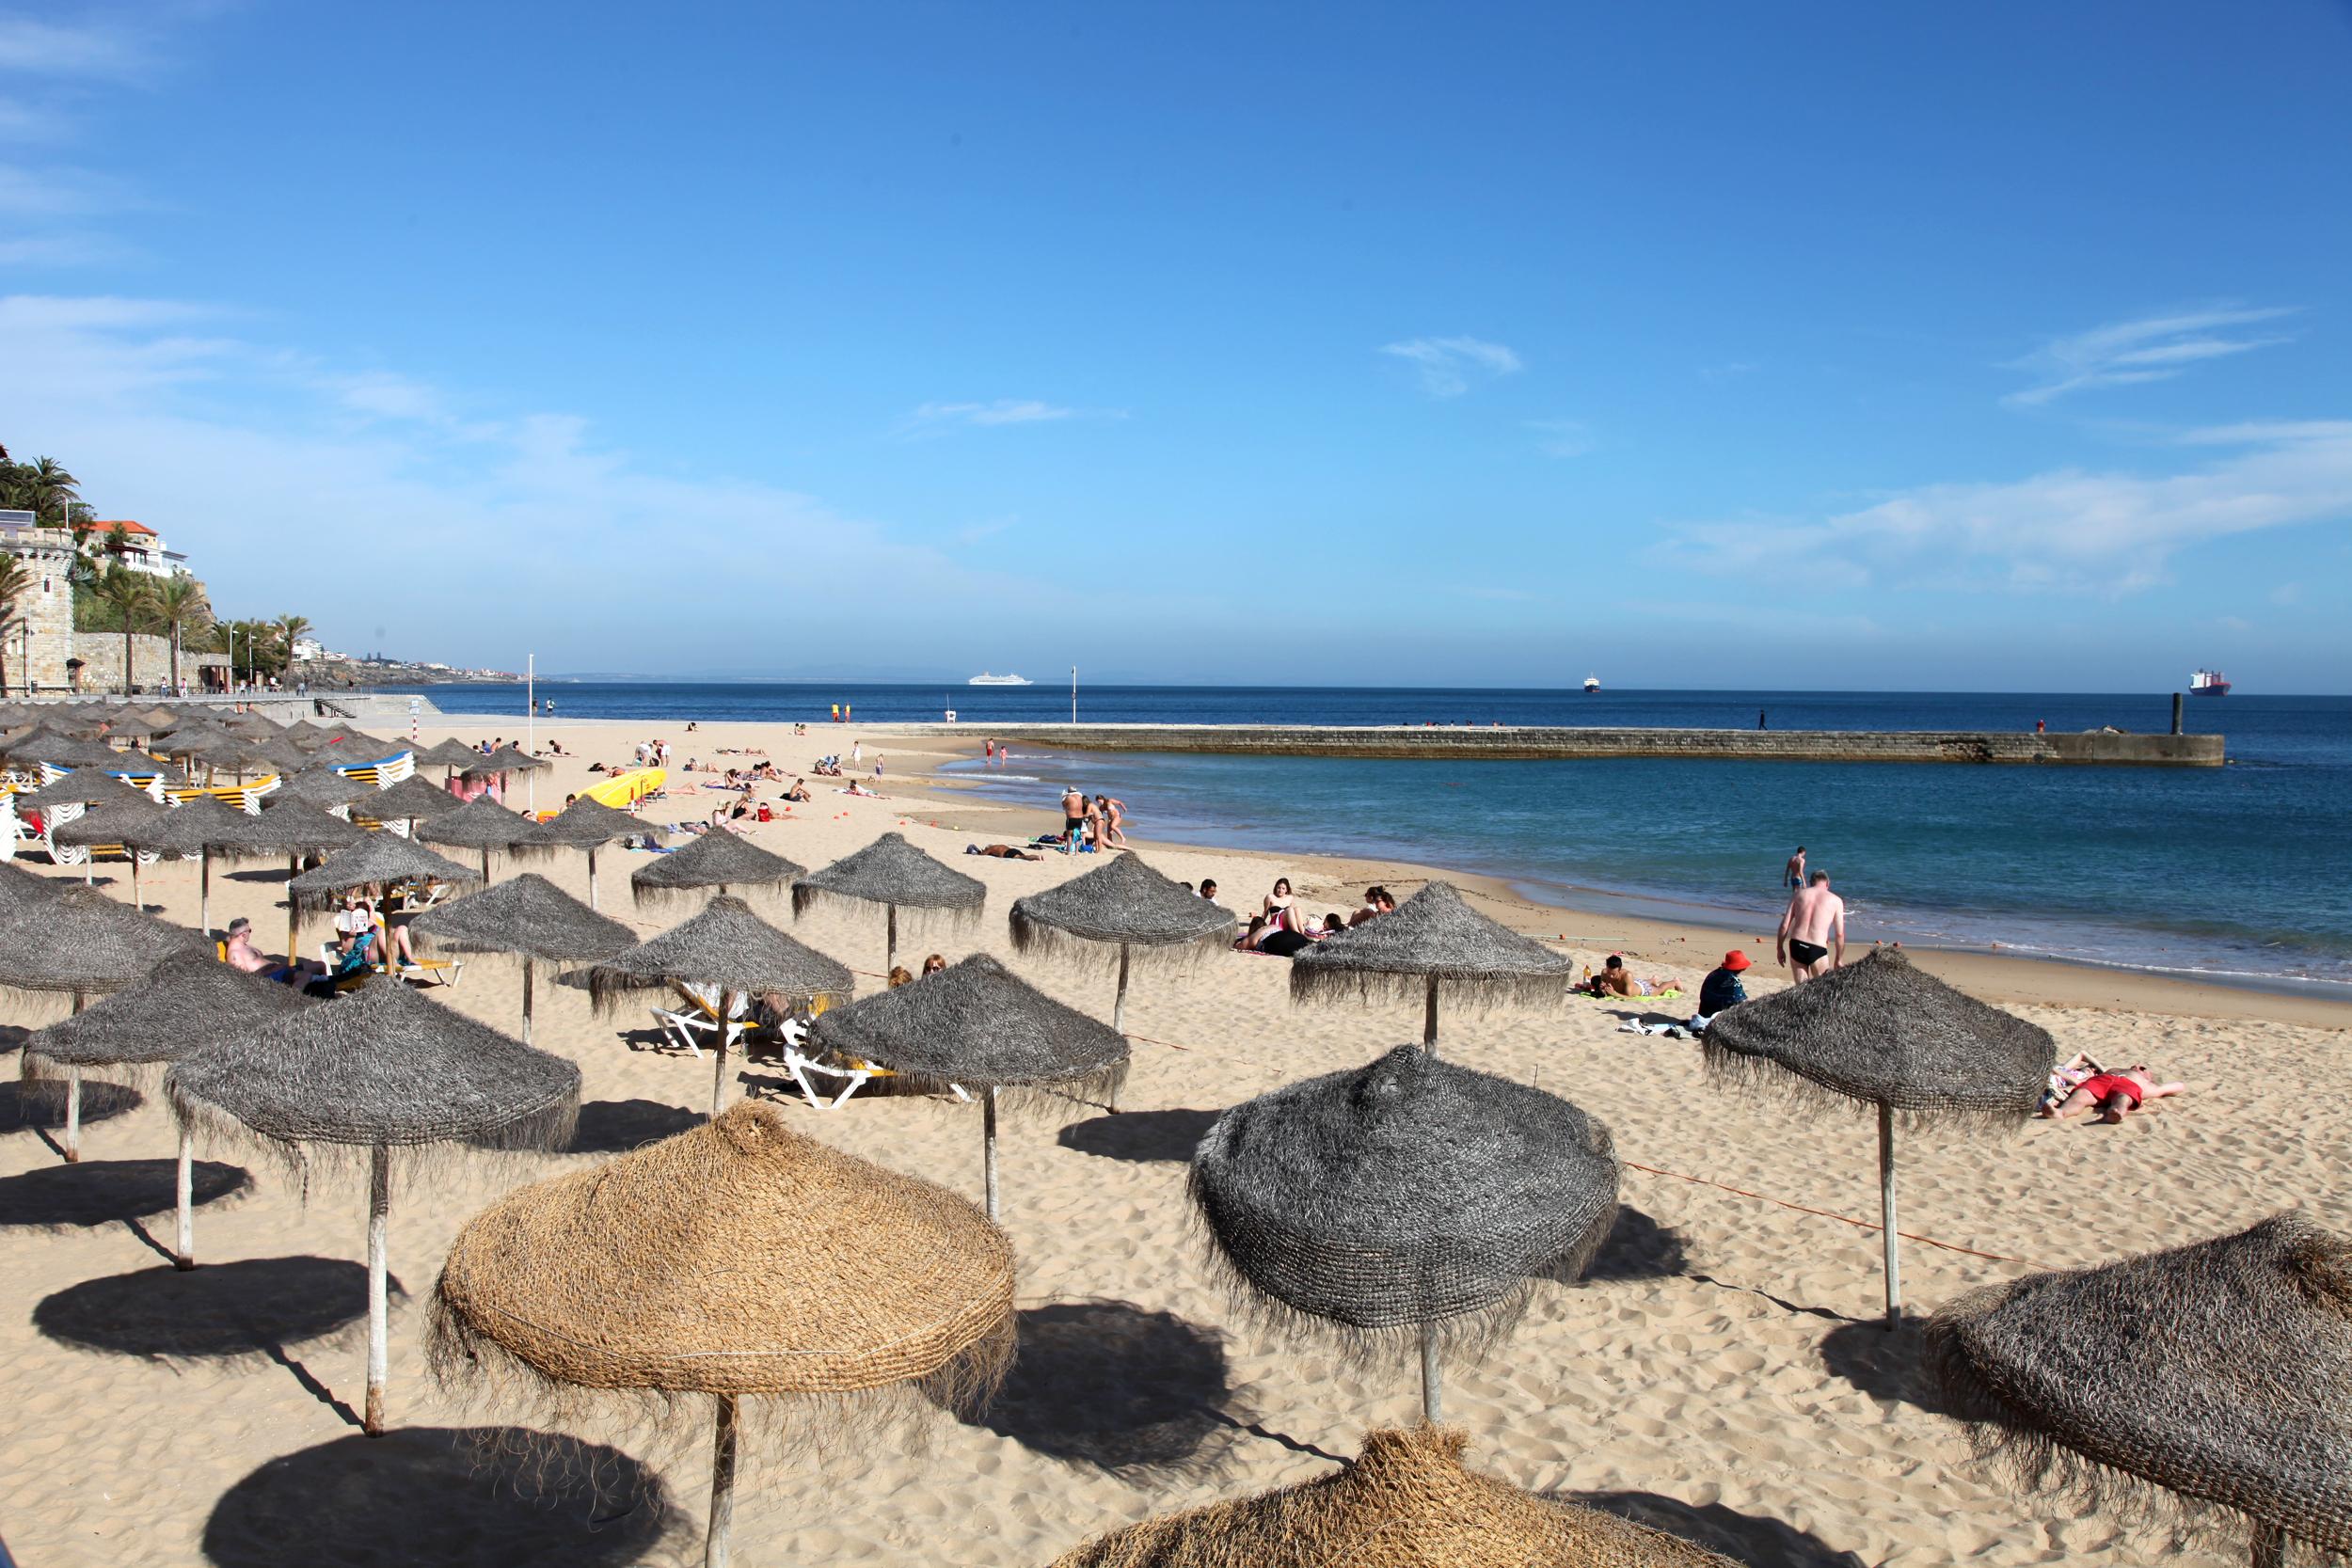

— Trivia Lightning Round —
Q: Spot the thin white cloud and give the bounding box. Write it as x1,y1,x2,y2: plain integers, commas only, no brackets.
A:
1526,418,1595,458
908,399,1079,428
0,16,163,84
1666,420,2352,594
1698,361,1758,383
2005,305,2297,406
1379,335,1522,398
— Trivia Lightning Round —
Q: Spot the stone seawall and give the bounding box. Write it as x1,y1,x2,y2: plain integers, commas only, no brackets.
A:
896,723,2224,767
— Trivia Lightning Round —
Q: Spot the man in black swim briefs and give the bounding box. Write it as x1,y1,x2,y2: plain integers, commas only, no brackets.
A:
1059,785,1088,856
1777,870,1846,983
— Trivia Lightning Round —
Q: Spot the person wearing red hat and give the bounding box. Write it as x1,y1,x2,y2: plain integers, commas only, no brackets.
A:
1698,949,1751,1021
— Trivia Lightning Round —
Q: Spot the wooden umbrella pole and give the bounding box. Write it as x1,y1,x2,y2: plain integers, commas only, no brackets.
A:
64,1065,83,1164
1879,1102,1901,1326
199,850,211,933
479,847,490,883
705,1392,740,1568
284,854,299,974
885,905,898,973
519,959,533,1047
983,1085,1001,1222
364,1144,390,1436
1420,1323,1443,1424
1422,974,1439,1056
586,846,598,911
175,1127,197,1269
1112,944,1131,1034
131,853,142,911
707,990,735,1118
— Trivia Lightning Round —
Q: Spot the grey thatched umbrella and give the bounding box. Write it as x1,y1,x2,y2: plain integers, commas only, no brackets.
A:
1703,946,2052,1324
50,797,168,906
417,795,544,881
168,977,580,1435
410,873,633,1044
118,795,260,932
462,745,548,776
9,730,119,768
811,954,1130,1220
1191,1043,1619,1424
0,884,201,1160
268,767,374,812
359,772,464,835
571,895,852,1116
22,950,310,1265
1928,1214,2352,1567
285,836,483,977
1050,1424,1737,1568
629,829,803,912
20,776,162,888
792,832,985,972
412,737,488,772
1290,881,1574,1054
1009,851,1236,1037
0,860,62,917
520,795,656,910
431,1098,1014,1568
228,800,368,970
111,747,174,775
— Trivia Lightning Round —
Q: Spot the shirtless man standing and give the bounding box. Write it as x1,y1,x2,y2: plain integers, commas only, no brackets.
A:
1777,870,1845,982
1060,785,1088,855
1783,846,1806,890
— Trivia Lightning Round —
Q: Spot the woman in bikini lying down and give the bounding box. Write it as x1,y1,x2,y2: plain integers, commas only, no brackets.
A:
2040,1064,2186,1123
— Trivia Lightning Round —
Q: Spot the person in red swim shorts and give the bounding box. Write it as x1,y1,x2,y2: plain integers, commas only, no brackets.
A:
2040,1064,2186,1124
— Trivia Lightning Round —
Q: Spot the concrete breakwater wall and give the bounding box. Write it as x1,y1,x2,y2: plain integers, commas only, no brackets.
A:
900,723,2225,767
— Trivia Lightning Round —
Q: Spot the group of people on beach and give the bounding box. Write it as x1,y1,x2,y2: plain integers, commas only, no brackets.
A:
1057,785,1128,851
1221,879,1396,957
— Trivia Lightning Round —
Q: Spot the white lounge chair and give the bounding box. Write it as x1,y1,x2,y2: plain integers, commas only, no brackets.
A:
648,982,750,1059
778,1016,971,1113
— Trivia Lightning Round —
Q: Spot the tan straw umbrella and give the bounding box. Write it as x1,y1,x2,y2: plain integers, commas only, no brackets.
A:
793,831,984,972
570,895,852,1116
1051,1424,1738,1567
410,872,635,1044
0,884,203,1160
21,950,310,1265
520,794,660,909
431,1098,1015,1568
1192,1043,1618,1425
1009,850,1235,1037
359,772,465,836
1702,946,2053,1323
1926,1212,2352,1567
1290,880,1574,1054
167,978,580,1435
810,953,1130,1219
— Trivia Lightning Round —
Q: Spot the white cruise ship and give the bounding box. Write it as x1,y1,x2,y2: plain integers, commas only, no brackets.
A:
968,672,1033,687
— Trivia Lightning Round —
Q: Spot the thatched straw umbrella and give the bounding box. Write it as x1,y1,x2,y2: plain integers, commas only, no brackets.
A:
792,832,985,972
111,747,174,775
810,954,1130,1220
0,884,201,1161
1050,1424,1738,1567
167,977,580,1435
629,830,803,912
268,767,374,812
416,795,544,882
286,836,483,974
0,859,62,917
50,797,168,906
1009,851,1236,1036
21,951,310,1265
360,772,464,835
431,1098,1014,1568
1926,1213,2352,1567
571,895,852,1116
118,795,260,933
1702,947,2052,1324
411,873,633,1044
1289,881,1573,1055
227,801,368,968
1191,1044,1619,1425
462,744,550,812
522,795,657,910
411,737,487,774
19,776,162,887
9,730,120,768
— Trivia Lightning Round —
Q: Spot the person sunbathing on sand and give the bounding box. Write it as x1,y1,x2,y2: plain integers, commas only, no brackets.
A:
2041,1065,2185,1123
1586,955,1674,998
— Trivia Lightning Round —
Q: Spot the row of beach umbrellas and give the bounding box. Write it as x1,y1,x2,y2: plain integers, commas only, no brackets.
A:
4,767,2340,1565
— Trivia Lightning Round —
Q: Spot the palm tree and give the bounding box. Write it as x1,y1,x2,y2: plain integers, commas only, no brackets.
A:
87,566,155,694
0,555,32,696
275,613,313,676
153,578,212,693
24,457,80,528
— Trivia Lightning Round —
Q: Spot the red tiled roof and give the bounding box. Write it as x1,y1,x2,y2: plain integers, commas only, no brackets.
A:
91,519,157,536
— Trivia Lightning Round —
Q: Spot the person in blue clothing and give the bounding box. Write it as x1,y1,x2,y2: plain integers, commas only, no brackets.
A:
1696,949,1752,1022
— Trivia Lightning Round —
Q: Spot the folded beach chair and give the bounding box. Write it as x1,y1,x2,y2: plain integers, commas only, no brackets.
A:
648,981,751,1058
777,1006,973,1114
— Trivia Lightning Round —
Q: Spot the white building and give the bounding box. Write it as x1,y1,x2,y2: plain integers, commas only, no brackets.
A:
87,519,190,578
291,636,325,662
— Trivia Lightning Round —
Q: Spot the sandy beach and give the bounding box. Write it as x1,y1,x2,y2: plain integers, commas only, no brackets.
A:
4,714,2345,1567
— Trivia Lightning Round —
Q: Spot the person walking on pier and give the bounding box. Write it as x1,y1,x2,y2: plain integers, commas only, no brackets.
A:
1777,871,1846,983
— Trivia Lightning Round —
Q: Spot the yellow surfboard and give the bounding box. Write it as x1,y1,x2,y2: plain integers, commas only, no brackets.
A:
583,768,664,807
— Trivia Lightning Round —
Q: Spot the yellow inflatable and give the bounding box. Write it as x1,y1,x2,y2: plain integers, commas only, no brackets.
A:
583,768,664,807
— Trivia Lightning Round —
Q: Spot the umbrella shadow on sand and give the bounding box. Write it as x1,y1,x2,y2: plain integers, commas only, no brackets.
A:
202,1426,677,1568
962,1300,1245,1477
0,1078,143,1137
1056,1108,1224,1164
34,1256,389,1360
0,1157,248,1229
1817,1317,1957,1416
1571,1205,1692,1283
1568,1490,1871,1568
557,1099,704,1155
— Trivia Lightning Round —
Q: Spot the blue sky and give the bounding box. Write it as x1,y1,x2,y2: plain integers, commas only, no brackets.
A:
4,2,2350,689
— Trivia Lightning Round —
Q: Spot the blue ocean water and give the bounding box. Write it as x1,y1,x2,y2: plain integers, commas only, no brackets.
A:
405,683,2352,992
